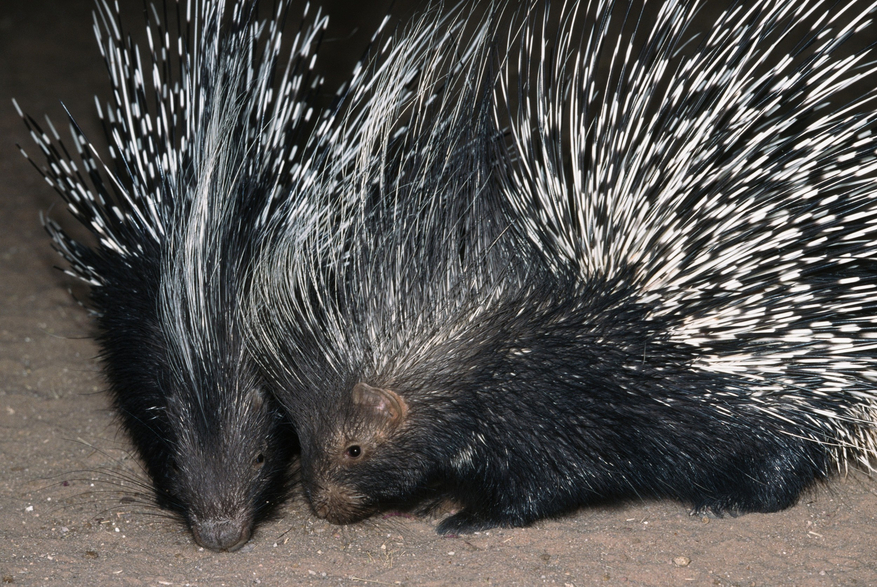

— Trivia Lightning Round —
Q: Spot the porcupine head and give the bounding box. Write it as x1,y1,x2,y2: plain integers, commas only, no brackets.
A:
286,293,545,536
299,381,417,524
146,347,293,552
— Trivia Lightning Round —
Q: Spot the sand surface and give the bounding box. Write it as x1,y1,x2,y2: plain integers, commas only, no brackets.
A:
1,0,876,585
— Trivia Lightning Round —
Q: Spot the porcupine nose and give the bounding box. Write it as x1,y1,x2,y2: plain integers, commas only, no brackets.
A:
311,487,360,525
311,491,345,524
191,519,251,552
313,497,330,520
315,503,346,525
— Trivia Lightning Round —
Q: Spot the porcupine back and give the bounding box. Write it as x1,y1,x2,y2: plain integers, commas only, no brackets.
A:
499,0,877,480
15,0,334,550
250,0,877,536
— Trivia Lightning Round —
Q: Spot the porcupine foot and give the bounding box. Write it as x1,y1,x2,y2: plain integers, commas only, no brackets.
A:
436,509,505,535
686,442,829,517
435,496,546,534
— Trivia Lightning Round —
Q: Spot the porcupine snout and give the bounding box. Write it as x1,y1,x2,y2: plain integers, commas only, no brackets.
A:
189,515,252,552
307,480,368,525
177,471,259,551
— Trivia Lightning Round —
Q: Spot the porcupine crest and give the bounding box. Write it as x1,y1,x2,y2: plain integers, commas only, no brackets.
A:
253,0,877,535
16,0,334,550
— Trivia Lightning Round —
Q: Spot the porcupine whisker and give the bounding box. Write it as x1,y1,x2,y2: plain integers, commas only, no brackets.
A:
31,442,184,523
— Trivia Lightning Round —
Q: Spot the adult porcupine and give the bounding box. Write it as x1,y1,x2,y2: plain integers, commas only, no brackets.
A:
15,0,335,550
249,0,877,535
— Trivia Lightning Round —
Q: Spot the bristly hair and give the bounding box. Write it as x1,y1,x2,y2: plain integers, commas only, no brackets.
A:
15,0,344,551
247,2,519,407
245,0,552,529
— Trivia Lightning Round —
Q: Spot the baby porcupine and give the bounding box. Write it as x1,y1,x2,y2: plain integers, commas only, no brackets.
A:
249,0,877,535
15,0,336,550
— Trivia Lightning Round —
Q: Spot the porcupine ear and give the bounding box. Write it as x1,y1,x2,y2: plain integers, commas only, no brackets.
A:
352,383,408,428
245,386,266,411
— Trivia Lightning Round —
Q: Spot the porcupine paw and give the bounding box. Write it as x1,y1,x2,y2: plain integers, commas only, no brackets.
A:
691,467,815,516
436,510,499,535
688,486,796,518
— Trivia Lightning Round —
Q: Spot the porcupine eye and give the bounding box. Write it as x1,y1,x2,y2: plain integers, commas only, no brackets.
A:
345,445,362,459
254,452,265,468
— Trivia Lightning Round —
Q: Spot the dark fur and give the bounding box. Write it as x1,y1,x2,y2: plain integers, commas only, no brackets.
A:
270,269,834,534
82,212,297,548
35,118,299,549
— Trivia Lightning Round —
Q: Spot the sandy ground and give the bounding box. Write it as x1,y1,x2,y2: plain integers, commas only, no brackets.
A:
2,0,877,585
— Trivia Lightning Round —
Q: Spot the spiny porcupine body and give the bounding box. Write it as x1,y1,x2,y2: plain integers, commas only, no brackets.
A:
250,0,877,534
16,0,334,550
